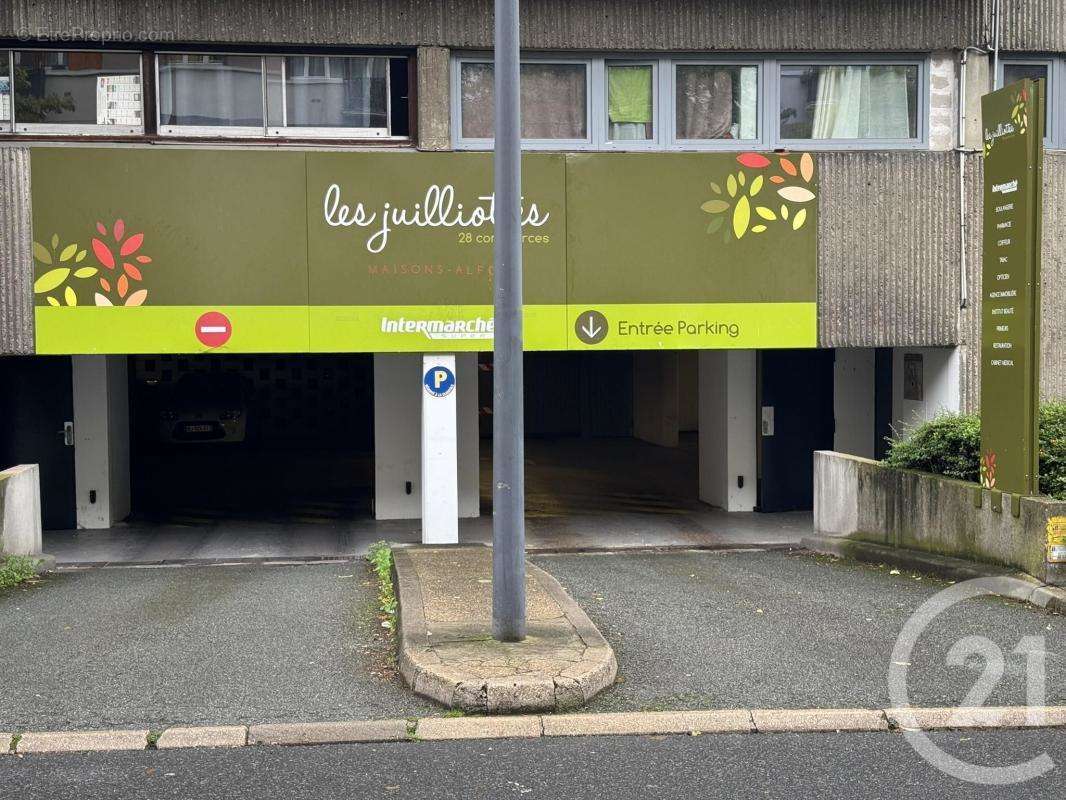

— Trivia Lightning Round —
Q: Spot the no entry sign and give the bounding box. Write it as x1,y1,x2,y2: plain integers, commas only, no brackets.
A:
195,311,232,348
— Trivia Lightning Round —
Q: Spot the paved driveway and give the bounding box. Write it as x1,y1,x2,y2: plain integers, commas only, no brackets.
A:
0,562,436,731
533,549,1066,712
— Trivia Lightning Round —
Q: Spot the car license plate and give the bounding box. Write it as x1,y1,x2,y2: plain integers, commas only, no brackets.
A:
185,424,212,433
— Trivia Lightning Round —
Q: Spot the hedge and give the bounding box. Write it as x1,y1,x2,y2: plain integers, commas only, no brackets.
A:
883,402,1066,500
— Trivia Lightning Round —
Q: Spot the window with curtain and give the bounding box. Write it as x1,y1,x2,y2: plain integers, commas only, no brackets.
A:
675,64,758,140
460,61,587,140
607,63,653,140
13,50,141,129
779,64,918,140
158,54,264,128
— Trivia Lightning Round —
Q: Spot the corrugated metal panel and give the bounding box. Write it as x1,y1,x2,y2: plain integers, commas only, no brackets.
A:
959,152,983,413
817,152,961,349
1039,154,1066,402
0,146,33,355
1000,0,1066,51
5,0,987,49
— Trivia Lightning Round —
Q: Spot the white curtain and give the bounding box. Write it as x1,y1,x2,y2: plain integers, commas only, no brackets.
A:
811,65,912,139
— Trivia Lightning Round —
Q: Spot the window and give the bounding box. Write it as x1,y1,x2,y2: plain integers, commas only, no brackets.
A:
454,54,926,150
9,49,142,134
158,53,393,138
607,63,654,142
778,63,920,143
458,60,588,143
675,64,758,142
999,57,1060,147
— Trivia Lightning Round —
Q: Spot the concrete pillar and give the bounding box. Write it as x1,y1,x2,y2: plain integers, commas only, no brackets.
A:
0,464,43,555
72,355,130,529
833,348,876,459
698,350,757,512
374,352,479,520
891,346,962,435
632,351,679,447
417,46,451,151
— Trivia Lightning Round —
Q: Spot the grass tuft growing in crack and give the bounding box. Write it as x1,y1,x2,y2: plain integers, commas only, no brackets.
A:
0,556,38,591
146,731,161,749
367,541,397,633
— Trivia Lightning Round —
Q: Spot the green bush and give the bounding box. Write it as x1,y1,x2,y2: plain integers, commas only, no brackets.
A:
366,541,397,629
882,403,1066,500
0,555,38,590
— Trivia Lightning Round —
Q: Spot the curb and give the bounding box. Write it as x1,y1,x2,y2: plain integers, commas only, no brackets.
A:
392,546,618,713
801,535,1066,614
6,706,1066,755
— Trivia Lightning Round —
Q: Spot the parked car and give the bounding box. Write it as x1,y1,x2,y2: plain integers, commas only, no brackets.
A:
158,373,251,444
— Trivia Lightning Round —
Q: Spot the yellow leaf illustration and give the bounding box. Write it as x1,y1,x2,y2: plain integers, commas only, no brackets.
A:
710,182,722,194
749,175,763,196
64,286,77,306
46,296,60,307
792,208,807,230
51,233,59,249
781,205,789,220
701,199,731,214
75,249,87,263
60,243,78,262
727,174,737,197
737,170,746,187
33,267,71,294
74,267,99,279
33,241,52,265
755,206,776,221
800,153,814,183
777,186,816,203
732,195,751,239
751,224,767,233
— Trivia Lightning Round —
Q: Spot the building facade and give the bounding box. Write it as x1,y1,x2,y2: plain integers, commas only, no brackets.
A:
0,0,1063,532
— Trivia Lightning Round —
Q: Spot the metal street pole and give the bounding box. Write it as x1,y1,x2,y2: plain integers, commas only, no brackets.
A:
492,0,526,641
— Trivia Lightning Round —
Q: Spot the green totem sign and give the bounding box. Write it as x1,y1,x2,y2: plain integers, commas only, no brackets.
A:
979,79,1044,498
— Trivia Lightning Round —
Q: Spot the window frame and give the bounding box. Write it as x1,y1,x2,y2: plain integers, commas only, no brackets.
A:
667,57,766,150
451,55,595,150
453,52,930,152
7,47,145,136
156,51,394,140
997,56,1061,149
772,55,929,151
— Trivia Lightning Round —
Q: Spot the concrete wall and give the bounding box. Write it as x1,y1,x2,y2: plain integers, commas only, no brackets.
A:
374,352,479,520
833,348,875,459
813,450,1065,583
0,463,43,556
890,346,961,435
0,0,990,50
0,147,33,355
72,355,131,529
698,350,757,512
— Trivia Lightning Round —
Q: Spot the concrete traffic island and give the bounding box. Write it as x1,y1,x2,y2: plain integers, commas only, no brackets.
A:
392,545,617,712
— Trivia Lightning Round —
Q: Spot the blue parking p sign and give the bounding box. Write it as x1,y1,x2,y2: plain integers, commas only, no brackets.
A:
424,365,456,398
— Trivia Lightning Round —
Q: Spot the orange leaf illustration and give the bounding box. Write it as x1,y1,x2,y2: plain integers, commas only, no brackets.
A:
136,255,152,264
125,289,148,307
123,262,143,281
800,153,814,183
99,277,111,292
770,175,785,184
118,274,129,298
779,158,797,176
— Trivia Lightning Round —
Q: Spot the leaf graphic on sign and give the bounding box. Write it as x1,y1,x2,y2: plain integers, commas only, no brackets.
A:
732,195,751,239
34,268,71,294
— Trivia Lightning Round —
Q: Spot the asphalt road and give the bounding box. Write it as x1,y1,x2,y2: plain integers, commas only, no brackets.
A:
4,729,1065,800
532,549,1066,711
0,562,437,731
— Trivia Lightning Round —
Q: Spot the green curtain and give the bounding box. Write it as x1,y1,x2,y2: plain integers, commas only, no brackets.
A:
608,66,652,124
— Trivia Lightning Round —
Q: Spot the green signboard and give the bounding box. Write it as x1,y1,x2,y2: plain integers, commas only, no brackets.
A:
30,148,819,354
979,79,1044,497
